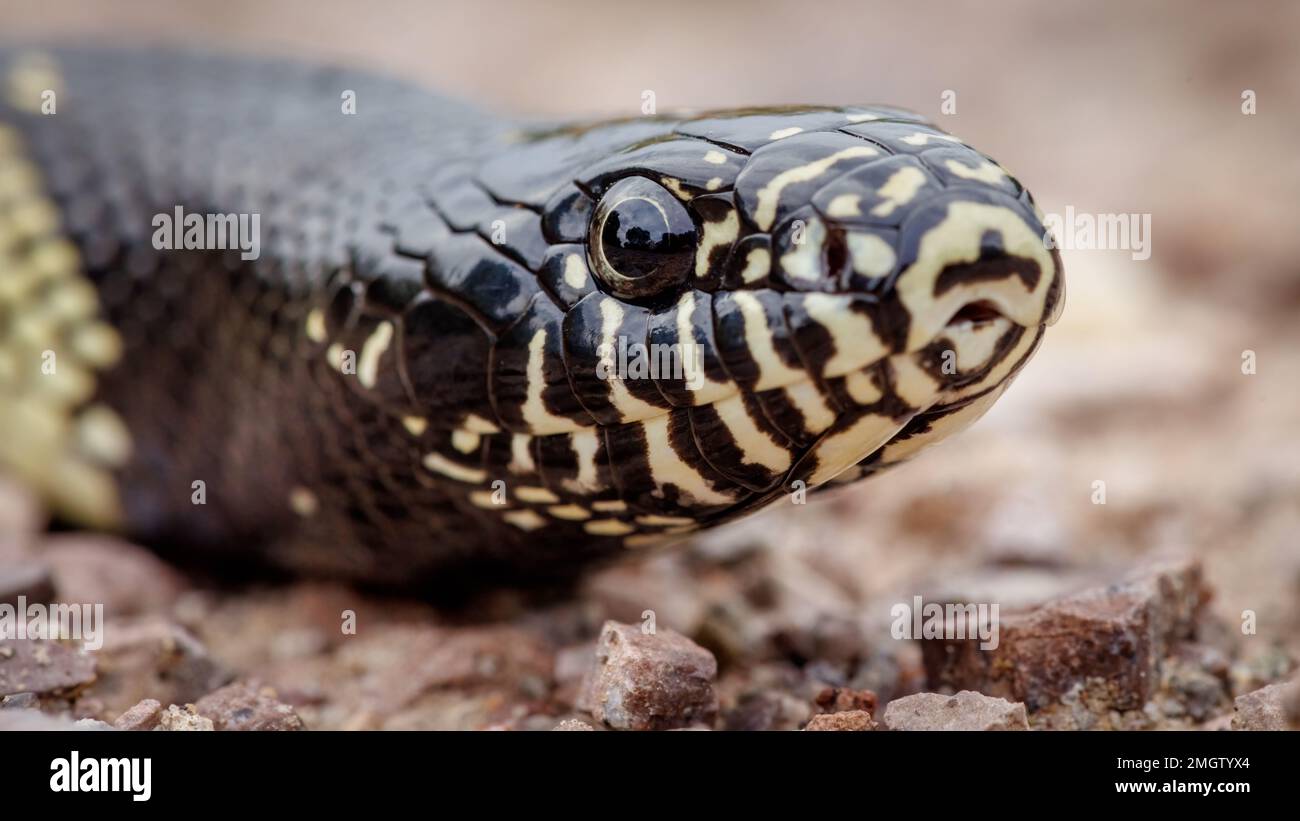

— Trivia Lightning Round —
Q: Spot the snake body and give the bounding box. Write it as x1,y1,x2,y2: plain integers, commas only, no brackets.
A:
0,47,1063,586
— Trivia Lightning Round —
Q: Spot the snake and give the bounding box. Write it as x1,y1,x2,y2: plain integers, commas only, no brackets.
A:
0,46,1063,587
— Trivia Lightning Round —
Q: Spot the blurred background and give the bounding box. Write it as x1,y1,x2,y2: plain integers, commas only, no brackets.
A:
1,0,1296,728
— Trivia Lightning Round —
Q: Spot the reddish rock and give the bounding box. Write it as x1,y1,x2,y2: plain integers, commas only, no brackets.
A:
0,477,44,539
552,718,595,731
112,698,164,731
1232,679,1299,730
723,690,813,731
0,709,108,731
41,535,187,617
194,681,306,731
81,617,230,718
156,704,214,731
583,620,718,730
0,561,54,607
921,558,1209,712
883,690,1030,731
805,710,877,731
813,686,878,716
0,639,97,696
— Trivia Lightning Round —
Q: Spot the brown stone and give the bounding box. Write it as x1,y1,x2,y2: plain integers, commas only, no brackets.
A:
194,681,306,731
0,639,97,696
583,620,718,730
552,718,595,731
81,617,230,718
0,708,108,731
813,686,878,716
41,534,187,618
112,698,164,731
921,558,1209,712
724,690,813,731
0,561,54,608
883,690,1030,731
1232,679,1299,730
804,710,877,731
155,704,214,731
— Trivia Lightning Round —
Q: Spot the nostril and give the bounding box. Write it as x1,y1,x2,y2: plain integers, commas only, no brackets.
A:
948,299,1004,325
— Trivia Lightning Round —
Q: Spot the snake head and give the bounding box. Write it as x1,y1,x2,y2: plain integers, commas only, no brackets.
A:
379,105,1063,551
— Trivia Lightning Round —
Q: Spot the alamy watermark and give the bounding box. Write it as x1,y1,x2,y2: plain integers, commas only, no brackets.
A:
890,595,1000,651
0,597,104,650
1042,206,1151,261
596,336,705,390
152,205,261,261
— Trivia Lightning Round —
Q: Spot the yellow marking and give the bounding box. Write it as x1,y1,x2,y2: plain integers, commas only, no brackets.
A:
421,452,486,483
401,415,428,436
461,413,499,434
739,246,771,284
940,325,1037,404
890,355,941,407
469,490,500,508
451,429,480,454
509,433,535,473
809,413,905,485
711,393,791,472
585,518,636,536
870,166,928,217
944,316,1012,371
901,132,962,147
944,158,1006,185
305,308,327,342
753,145,879,230
69,322,124,368
523,328,580,433
844,371,883,405
592,499,627,513
326,342,345,370
504,509,548,531
703,150,728,165
894,201,1055,350
695,207,739,277
706,177,723,191
74,404,132,466
659,176,692,200
826,193,862,218
642,413,733,505
880,383,1005,466
783,380,836,435
516,485,559,503
563,253,588,289
0,130,127,528
846,112,881,123
732,291,804,391
675,291,730,403
636,514,695,527
769,126,804,140
845,232,896,278
801,293,889,377
5,51,63,114
566,428,602,492
598,298,662,420
289,486,319,517
357,321,393,388
778,215,826,282
548,504,591,521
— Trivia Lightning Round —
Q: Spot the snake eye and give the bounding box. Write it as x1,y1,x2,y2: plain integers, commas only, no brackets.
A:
589,177,697,299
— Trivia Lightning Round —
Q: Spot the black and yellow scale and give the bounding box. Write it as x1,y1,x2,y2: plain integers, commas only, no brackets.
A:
0,47,1063,586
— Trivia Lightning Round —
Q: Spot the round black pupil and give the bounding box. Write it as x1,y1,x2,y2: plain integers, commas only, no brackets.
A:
601,198,692,279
